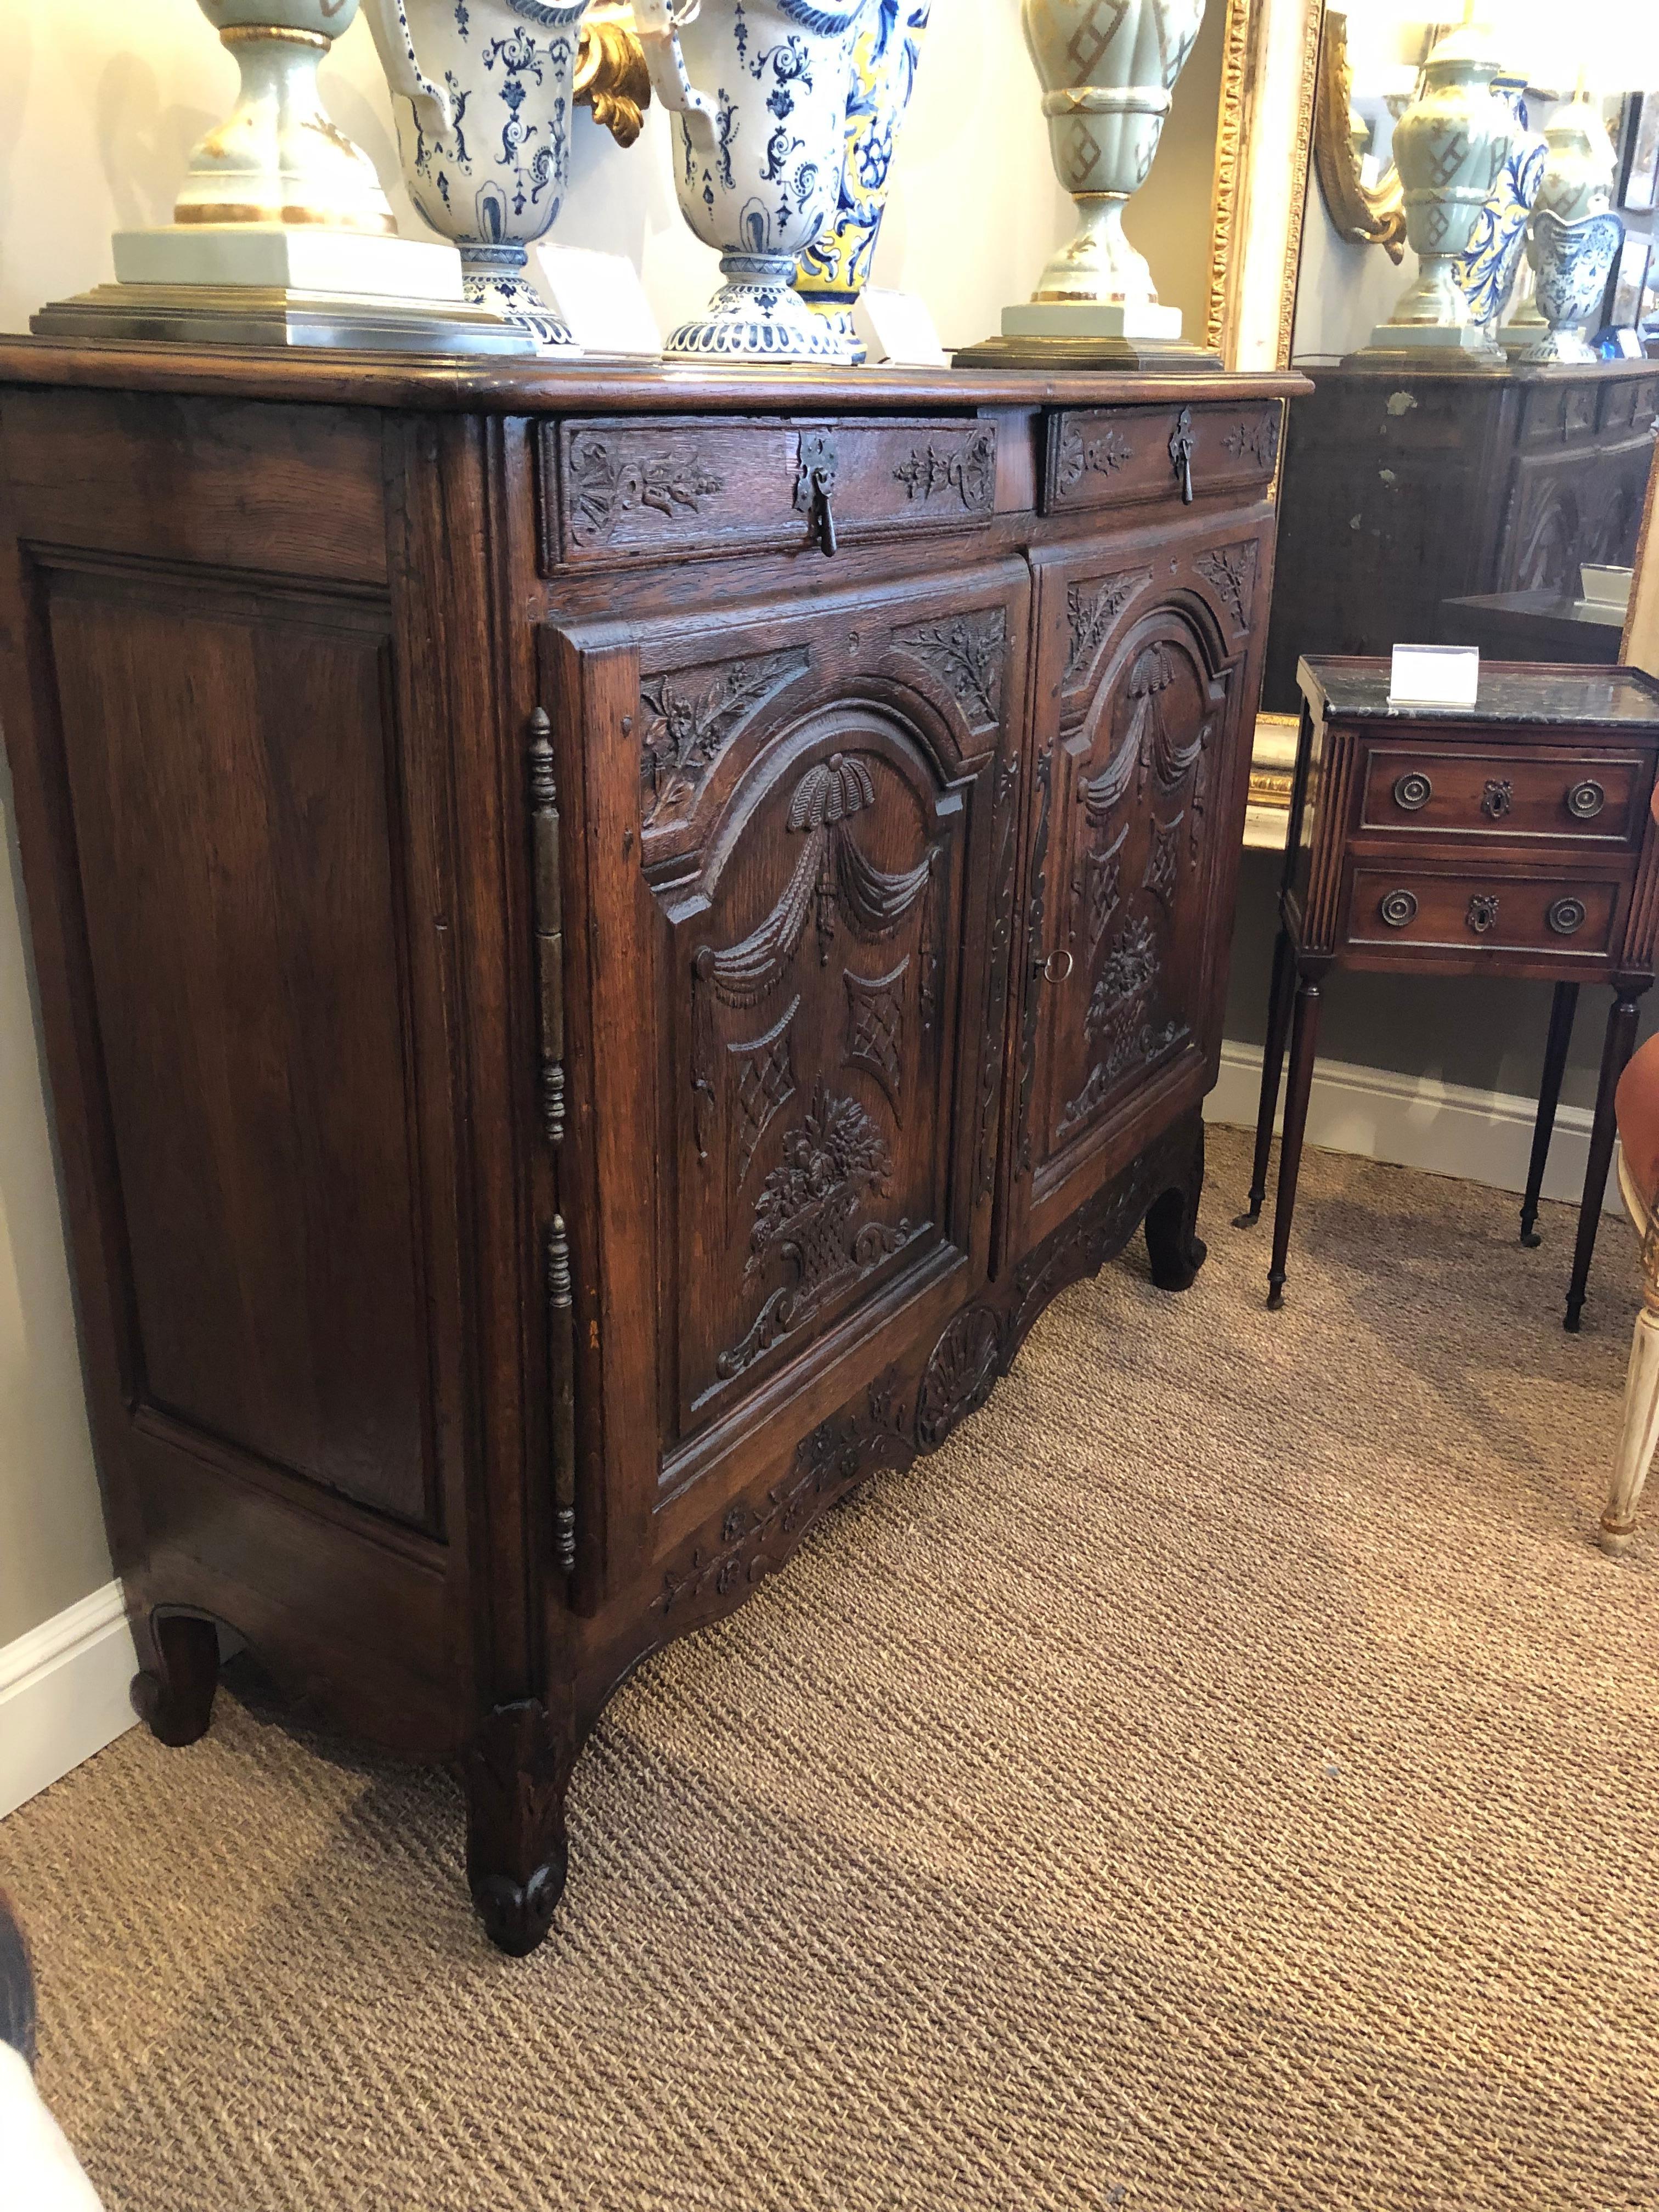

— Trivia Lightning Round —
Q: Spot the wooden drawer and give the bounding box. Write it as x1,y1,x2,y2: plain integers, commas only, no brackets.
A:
1040,398,1280,517
1519,379,1600,447
1358,743,1646,845
541,414,997,568
1345,864,1618,958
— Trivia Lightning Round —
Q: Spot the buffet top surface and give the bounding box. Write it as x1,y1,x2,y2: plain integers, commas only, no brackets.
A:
0,336,1312,415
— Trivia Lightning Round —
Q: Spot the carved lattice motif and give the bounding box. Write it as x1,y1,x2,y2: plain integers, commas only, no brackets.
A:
1142,813,1182,912
845,961,908,1119
729,994,799,1188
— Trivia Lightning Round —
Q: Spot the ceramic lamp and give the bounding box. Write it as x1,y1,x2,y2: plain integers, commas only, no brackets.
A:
365,0,595,351
33,0,529,352
956,0,1218,368
1365,17,1516,358
635,0,865,361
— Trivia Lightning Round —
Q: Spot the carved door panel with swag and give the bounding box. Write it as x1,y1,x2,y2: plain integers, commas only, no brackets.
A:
1009,518,1267,1256
545,565,1026,1582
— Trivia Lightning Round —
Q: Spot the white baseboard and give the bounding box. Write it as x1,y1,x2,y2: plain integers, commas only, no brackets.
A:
1205,1040,1623,1217
0,1582,137,1821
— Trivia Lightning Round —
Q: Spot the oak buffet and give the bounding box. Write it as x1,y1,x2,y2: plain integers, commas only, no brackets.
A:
0,347,1300,1952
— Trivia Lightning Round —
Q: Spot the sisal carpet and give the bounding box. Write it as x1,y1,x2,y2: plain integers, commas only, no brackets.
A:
4,1126,1659,2212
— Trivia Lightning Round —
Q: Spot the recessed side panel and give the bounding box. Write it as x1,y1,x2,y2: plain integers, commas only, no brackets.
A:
44,564,436,1529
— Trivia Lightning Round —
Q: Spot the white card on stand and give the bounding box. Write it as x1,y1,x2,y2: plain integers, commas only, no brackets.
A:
1389,642,1480,708
537,245,662,356
853,288,948,367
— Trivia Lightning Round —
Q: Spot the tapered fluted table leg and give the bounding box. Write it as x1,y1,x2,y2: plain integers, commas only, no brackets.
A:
1236,923,1296,1228
1520,980,1578,1247
1267,969,1323,1311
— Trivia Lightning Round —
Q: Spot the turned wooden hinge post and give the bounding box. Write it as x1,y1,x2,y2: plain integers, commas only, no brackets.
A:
545,1215,577,1576
528,707,566,1148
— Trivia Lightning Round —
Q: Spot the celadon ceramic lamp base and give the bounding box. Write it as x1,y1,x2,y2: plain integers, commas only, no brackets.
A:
33,0,532,356
955,1,1221,371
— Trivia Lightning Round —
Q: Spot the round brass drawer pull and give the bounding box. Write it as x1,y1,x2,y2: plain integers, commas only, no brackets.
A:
1392,772,1432,811
1566,780,1605,820
1547,896,1587,936
1380,888,1418,927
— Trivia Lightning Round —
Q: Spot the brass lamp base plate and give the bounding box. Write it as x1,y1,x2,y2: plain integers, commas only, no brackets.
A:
31,283,535,357
951,333,1223,373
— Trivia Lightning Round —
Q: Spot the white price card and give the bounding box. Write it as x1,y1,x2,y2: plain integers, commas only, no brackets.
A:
1388,642,1480,708
853,289,948,367
537,245,662,357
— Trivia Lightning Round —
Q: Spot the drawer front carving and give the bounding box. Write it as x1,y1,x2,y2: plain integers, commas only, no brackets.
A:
1359,746,1645,844
1346,866,1619,957
544,415,997,568
1041,401,1280,518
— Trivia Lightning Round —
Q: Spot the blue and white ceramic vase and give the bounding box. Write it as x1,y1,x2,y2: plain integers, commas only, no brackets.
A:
792,0,931,360
635,0,865,360
364,0,590,350
1454,74,1544,338
1523,208,1626,364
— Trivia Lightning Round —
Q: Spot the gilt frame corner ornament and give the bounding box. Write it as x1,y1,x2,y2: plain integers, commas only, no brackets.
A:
1310,6,1408,266
574,2,652,149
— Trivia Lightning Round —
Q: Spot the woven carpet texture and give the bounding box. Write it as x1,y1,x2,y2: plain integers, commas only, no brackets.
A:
2,1127,1657,2212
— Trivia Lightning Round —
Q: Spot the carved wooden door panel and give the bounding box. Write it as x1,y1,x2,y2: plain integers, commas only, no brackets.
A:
1005,511,1268,1260
542,561,1028,1593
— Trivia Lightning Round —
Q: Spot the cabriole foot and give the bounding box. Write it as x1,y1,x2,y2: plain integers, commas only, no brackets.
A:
131,1611,220,1748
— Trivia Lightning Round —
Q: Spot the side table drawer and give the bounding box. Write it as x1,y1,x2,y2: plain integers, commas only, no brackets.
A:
1359,744,1645,845
542,415,998,568
1345,866,1619,958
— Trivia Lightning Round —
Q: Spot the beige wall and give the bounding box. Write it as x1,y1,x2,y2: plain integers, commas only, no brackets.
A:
0,0,1224,1649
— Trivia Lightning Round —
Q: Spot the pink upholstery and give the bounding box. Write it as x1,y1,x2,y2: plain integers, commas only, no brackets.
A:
1616,1033,1659,1215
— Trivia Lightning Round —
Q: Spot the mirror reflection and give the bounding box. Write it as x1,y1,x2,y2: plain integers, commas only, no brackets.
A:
1264,3,1659,716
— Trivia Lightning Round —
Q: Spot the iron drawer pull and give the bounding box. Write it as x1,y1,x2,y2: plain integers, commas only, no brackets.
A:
1169,408,1195,504
797,430,839,557
1392,771,1431,811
